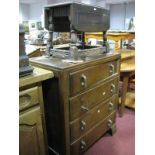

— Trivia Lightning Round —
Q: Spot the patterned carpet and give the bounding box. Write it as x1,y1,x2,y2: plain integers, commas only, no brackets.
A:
84,108,135,155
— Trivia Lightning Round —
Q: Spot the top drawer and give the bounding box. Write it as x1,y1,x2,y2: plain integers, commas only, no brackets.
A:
19,87,39,111
69,60,118,96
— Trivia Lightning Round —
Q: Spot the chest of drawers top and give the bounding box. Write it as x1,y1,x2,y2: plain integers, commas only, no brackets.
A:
30,52,120,70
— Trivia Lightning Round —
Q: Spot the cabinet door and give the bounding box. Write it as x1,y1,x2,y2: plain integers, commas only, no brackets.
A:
19,106,46,155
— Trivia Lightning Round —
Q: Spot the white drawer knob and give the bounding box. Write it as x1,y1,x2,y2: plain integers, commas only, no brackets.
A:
102,92,106,96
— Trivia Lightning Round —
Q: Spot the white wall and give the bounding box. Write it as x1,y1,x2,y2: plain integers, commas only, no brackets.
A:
19,0,110,23
125,2,135,29
47,0,62,5
29,1,45,21
19,3,30,22
110,3,125,30
81,0,96,5
96,1,109,9
20,0,135,30
47,0,95,5
110,2,135,30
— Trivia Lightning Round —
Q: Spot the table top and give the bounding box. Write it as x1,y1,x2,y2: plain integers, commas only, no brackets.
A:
85,32,135,35
120,57,135,72
25,44,42,55
19,66,54,88
85,32,135,43
120,49,135,61
107,32,132,36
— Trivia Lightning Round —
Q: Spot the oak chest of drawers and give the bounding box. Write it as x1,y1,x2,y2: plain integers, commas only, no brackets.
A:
30,53,120,155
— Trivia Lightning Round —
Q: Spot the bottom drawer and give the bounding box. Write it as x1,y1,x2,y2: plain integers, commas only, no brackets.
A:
70,112,116,155
70,95,117,143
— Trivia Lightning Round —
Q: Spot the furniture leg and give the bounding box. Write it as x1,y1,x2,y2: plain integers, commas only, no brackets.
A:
114,40,119,53
119,73,129,117
120,39,122,49
108,123,117,136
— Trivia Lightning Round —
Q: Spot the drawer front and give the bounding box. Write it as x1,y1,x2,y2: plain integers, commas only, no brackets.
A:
70,112,116,155
70,95,117,143
19,105,46,155
19,87,39,111
69,60,118,96
69,77,118,121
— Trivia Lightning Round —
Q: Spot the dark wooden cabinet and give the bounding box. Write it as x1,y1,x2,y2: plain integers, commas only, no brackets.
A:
30,53,120,155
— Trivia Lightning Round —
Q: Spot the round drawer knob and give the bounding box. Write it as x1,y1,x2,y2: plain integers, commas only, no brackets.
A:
97,109,101,113
102,92,106,96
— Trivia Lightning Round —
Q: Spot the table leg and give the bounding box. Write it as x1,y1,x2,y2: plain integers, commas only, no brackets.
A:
120,39,122,49
85,36,88,44
114,40,119,53
119,74,129,117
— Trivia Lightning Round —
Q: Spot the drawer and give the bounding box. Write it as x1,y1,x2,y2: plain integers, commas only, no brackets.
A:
19,87,39,111
70,112,116,155
69,60,118,96
70,95,117,143
69,78,118,121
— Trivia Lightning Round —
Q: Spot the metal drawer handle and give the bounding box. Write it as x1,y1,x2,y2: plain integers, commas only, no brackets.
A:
107,119,113,128
81,74,87,88
108,102,114,111
81,105,89,112
109,64,115,74
111,84,116,94
80,120,86,131
80,140,86,150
